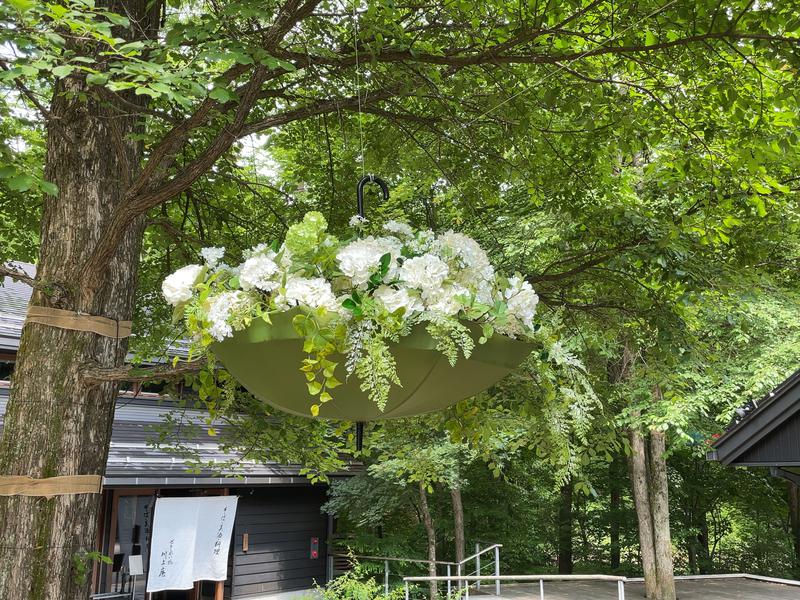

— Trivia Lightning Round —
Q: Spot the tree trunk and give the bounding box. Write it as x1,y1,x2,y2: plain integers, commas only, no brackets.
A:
629,420,677,600
419,483,437,600
609,457,621,570
0,2,160,598
789,481,800,577
629,427,659,599
450,485,465,565
557,478,573,574
649,430,676,600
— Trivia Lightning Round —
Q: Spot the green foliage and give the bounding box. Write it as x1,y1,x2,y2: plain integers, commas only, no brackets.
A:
309,564,405,600
71,551,111,586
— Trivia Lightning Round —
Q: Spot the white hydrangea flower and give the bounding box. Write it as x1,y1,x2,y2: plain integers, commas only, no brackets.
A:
349,214,369,228
399,254,449,292
436,231,495,286
162,264,203,306
407,229,436,254
200,246,225,268
423,283,469,316
374,285,424,314
279,276,339,312
243,242,271,260
504,276,539,329
239,252,280,292
336,236,402,286
207,290,246,341
383,220,414,237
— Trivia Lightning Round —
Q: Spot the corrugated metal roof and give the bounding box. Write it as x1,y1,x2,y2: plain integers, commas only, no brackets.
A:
0,262,34,351
0,385,349,486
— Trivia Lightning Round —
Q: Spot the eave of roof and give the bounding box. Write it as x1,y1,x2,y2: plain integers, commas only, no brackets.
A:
710,368,800,465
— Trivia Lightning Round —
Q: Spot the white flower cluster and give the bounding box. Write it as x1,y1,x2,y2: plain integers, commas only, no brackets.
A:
503,276,540,332
162,264,203,306
163,213,540,343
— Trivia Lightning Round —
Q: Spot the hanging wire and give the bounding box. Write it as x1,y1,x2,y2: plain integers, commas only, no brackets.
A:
350,0,366,175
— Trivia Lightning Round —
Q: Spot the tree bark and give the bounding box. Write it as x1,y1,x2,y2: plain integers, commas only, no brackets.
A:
629,426,659,599
419,483,438,600
0,2,160,598
557,478,573,574
649,430,676,600
450,485,465,565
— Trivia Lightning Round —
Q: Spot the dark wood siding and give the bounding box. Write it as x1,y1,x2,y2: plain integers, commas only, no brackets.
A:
231,487,328,598
736,409,800,465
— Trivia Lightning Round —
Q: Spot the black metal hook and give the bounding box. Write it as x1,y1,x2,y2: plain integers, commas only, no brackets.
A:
356,174,389,218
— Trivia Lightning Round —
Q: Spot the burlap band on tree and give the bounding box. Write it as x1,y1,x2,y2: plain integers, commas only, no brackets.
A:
0,475,103,497
25,306,132,339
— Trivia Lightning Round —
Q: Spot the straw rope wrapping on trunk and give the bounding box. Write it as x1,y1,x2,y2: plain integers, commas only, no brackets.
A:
0,475,103,497
25,306,132,338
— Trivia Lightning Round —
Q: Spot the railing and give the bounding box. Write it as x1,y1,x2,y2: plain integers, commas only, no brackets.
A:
331,542,503,597
402,574,627,600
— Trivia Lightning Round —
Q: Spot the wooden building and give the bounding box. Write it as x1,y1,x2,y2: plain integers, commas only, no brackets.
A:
0,267,346,600
708,369,800,484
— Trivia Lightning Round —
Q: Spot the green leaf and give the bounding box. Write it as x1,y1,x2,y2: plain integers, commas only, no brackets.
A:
7,0,34,11
7,174,34,192
51,65,75,78
307,381,322,395
39,180,58,196
209,87,235,102
86,73,108,86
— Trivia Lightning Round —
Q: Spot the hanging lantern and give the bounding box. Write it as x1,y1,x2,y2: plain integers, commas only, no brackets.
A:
163,176,539,423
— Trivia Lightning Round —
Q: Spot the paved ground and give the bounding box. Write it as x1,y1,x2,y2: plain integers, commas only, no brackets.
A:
472,577,800,599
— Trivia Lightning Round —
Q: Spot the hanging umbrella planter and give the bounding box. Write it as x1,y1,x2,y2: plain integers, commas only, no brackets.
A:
162,176,539,422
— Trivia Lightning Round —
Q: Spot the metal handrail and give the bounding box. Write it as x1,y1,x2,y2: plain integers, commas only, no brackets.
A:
332,542,504,597
331,552,458,566
461,543,501,565
402,574,627,600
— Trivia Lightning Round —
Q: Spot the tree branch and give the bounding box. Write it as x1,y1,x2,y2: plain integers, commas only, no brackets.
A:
82,358,207,384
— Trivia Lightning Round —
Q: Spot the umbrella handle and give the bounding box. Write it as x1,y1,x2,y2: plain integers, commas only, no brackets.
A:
357,175,389,218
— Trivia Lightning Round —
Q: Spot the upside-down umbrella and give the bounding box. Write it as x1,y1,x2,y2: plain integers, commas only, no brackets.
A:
212,176,534,431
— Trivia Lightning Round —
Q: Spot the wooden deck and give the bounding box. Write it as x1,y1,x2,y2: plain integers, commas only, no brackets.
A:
472,576,800,599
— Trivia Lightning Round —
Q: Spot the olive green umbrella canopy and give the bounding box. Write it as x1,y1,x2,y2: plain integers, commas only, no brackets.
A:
212,309,533,421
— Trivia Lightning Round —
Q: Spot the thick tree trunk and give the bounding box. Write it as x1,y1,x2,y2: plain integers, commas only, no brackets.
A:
419,483,437,600
450,485,465,565
649,430,676,600
557,478,573,574
0,2,159,598
609,457,621,570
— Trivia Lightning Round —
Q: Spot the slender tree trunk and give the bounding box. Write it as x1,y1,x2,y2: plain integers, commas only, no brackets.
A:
450,485,465,565
789,482,800,577
0,2,160,598
629,427,659,599
609,458,621,570
649,430,676,600
697,511,711,574
557,478,573,574
419,483,437,600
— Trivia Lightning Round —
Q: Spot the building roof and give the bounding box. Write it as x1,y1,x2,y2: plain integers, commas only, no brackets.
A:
709,369,800,467
0,262,34,352
0,384,338,487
